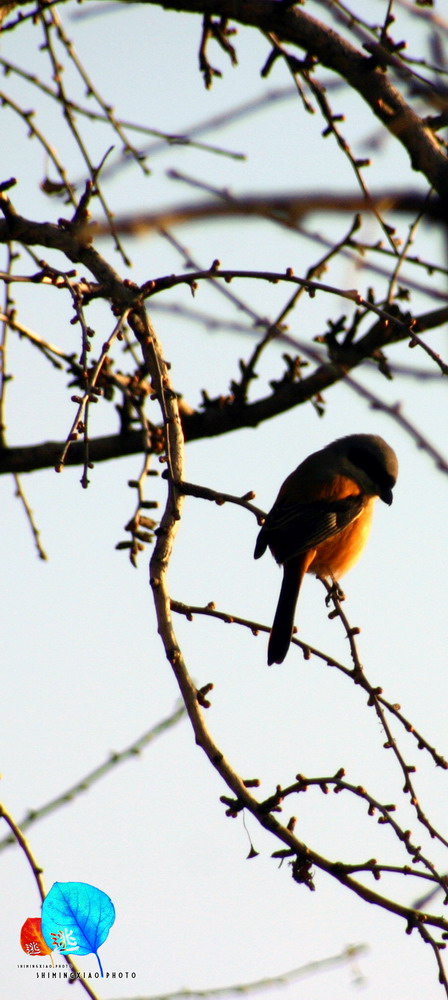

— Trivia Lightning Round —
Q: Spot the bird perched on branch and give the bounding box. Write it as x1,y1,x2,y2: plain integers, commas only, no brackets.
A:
254,433,398,665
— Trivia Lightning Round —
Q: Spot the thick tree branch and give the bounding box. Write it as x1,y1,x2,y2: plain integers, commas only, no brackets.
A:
139,0,448,199
0,206,130,301
0,429,147,475
0,265,445,477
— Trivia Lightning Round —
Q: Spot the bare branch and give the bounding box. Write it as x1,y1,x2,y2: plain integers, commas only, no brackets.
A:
0,703,185,852
137,0,448,199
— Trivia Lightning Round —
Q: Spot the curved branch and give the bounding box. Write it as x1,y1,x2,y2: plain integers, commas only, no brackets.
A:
142,0,448,199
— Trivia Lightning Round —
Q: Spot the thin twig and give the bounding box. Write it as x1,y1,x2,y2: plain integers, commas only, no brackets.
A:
0,704,185,852
138,944,368,999
13,474,47,559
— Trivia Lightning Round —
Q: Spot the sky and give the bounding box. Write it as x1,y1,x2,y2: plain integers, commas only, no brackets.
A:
0,2,447,999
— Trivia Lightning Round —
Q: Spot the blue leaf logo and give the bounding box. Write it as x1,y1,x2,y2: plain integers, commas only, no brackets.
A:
41,881,115,977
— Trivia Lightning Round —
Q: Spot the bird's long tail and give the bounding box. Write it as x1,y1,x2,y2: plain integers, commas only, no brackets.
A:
267,556,308,665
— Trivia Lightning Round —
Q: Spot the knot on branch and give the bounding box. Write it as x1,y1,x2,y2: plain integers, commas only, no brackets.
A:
290,854,315,891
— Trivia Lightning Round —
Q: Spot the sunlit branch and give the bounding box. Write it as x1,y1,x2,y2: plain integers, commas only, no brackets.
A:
140,0,448,200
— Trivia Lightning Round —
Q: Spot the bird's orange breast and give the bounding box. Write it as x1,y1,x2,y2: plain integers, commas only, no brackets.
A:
309,497,375,579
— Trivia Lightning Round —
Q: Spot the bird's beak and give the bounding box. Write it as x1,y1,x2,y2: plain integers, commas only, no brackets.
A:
380,487,394,505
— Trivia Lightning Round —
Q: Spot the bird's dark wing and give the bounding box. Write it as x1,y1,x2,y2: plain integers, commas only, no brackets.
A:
254,494,364,564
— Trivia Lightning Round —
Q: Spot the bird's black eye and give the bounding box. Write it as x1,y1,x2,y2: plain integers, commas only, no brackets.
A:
346,445,396,492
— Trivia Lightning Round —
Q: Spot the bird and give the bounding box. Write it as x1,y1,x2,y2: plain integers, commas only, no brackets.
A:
254,433,398,665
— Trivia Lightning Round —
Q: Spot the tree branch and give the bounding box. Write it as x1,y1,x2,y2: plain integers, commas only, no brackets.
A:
0,294,446,475
139,0,448,199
